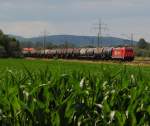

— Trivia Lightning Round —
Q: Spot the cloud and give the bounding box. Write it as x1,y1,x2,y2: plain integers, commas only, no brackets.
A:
0,20,92,37
0,0,150,41
0,21,51,37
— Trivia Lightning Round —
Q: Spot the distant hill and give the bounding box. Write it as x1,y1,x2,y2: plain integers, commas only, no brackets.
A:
8,34,27,42
9,34,137,47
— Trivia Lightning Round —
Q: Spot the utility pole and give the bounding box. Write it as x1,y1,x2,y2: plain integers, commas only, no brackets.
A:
131,33,133,47
121,33,134,47
43,30,47,55
93,19,108,48
97,20,101,47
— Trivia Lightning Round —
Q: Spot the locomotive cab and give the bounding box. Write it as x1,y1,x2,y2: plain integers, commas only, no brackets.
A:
112,47,134,61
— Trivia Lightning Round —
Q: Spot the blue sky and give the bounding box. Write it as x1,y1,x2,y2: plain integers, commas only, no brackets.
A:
0,0,150,41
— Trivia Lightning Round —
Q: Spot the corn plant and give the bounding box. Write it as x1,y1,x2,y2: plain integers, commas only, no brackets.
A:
0,59,149,126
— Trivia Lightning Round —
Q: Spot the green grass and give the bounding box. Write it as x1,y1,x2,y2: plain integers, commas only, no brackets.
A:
0,58,150,126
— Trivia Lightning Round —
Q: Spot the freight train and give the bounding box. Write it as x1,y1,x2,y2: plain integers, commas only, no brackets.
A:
22,47,134,61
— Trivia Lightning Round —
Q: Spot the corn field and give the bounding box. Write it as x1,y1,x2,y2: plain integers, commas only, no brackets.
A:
0,59,150,126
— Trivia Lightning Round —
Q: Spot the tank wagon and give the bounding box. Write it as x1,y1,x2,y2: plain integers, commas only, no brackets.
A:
22,47,134,61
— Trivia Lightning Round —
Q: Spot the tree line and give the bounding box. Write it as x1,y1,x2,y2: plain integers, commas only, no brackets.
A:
0,30,21,57
135,38,150,57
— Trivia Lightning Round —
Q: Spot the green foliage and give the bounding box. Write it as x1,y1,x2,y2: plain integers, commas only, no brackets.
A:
135,38,150,57
134,48,150,57
0,29,21,57
0,59,150,126
137,38,149,49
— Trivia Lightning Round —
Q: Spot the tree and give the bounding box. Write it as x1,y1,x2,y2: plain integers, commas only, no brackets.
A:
0,29,21,57
137,38,149,49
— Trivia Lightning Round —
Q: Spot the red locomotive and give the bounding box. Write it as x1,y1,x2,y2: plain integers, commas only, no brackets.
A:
112,47,134,61
22,47,134,61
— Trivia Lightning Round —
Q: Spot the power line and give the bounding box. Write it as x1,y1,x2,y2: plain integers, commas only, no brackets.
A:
131,33,134,47
121,33,134,47
93,19,108,47
43,30,47,55
97,20,101,47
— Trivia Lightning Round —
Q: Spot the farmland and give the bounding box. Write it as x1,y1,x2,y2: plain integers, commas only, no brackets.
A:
0,59,150,126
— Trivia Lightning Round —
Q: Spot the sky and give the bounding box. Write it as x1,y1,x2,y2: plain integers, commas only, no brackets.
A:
0,0,150,41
